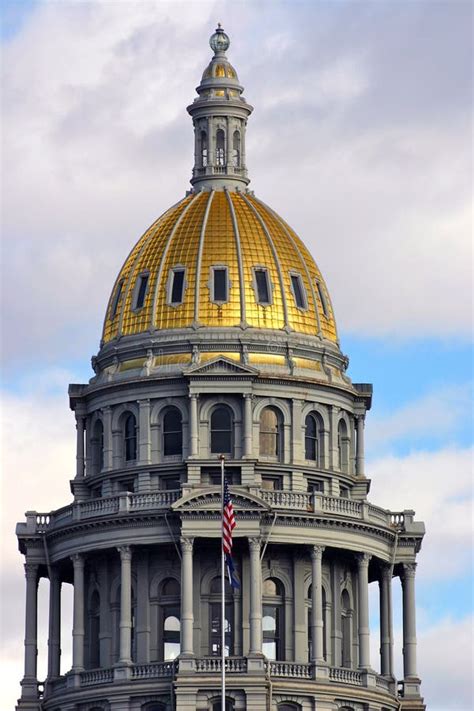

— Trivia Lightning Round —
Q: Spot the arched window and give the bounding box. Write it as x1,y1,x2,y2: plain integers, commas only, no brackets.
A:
209,576,234,656
92,419,104,472
160,577,181,660
278,705,302,711
88,590,100,668
124,413,137,462
212,699,234,711
216,128,225,166
262,577,284,660
259,407,281,458
305,412,324,464
201,130,208,167
163,407,183,457
341,589,352,668
232,130,241,167
210,406,233,455
338,419,349,473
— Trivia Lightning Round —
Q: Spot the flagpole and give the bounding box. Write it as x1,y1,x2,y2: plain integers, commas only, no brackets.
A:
220,453,226,711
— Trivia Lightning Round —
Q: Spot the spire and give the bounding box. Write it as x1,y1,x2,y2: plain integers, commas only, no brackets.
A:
187,25,253,191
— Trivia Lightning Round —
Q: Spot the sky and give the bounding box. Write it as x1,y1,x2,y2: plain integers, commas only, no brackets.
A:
0,1,472,709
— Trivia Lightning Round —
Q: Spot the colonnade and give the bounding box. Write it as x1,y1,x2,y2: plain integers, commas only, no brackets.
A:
19,543,419,701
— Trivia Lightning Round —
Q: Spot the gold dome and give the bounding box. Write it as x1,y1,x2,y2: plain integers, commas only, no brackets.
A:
102,190,337,344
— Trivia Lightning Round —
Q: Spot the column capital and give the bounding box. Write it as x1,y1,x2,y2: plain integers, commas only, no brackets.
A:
138,398,150,406
356,552,372,568
24,563,39,581
189,392,199,400
243,392,254,400
71,553,84,568
249,537,261,552
118,545,132,561
310,545,325,560
380,563,392,582
180,537,194,552
401,562,417,580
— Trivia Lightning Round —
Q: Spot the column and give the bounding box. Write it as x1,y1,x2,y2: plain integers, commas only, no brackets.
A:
379,565,393,677
138,399,151,464
357,553,371,669
47,567,61,679
189,394,199,457
356,415,365,476
249,538,262,654
71,554,85,671
401,563,418,679
75,413,85,479
136,552,150,663
118,546,133,665
311,546,325,664
180,538,194,655
291,398,303,462
243,393,253,457
330,405,340,470
102,406,113,470
21,563,39,697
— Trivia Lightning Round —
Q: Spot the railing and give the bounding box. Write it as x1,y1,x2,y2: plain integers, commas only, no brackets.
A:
81,668,114,686
79,496,120,519
320,495,361,517
35,514,50,532
132,661,176,679
260,490,312,510
375,675,391,690
130,491,180,510
390,512,405,529
196,657,247,673
328,666,363,685
266,661,312,678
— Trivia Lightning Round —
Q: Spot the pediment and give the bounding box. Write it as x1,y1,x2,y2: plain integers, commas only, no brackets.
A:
172,487,270,512
184,356,258,377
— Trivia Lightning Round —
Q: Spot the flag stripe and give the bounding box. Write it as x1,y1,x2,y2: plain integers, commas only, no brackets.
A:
223,478,239,588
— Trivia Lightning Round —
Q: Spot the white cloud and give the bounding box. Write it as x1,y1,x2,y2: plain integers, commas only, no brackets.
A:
368,446,473,579
366,382,472,451
1,1,472,369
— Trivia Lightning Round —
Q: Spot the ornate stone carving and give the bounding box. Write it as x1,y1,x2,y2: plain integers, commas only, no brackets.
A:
249,537,261,552
310,545,324,560
180,537,194,552
117,545,132,561
356,552,371,567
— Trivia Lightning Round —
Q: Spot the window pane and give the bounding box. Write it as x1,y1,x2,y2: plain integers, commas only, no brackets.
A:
213,268,228,301
255,269,270,303
291,274,306,308
135,275,149,309
211,406,231,429
171,270,185,304
124,414,137,461
211,430,232,454
316,281,329,317
111,279,124,318
263,641,276,660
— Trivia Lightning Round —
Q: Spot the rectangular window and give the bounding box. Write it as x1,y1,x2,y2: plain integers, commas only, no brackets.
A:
212,267,228,302
316,280,329,317
254,268,270,304
170,269,185,304
307,479,324,494
261,476,283,491
134,274,149,310
111,279,124,318
290,273,307,309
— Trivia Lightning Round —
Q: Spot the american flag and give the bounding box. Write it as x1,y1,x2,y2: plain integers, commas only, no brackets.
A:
223,479,239,589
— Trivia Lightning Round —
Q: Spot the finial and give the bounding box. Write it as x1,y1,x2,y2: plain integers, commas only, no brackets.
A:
209,24,230,54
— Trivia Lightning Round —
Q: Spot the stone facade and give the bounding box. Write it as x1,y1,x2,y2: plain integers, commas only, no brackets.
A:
15,25,425,711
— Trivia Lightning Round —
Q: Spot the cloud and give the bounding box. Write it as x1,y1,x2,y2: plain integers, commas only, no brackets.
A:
366,382,473,451
1,0,472,370
368,446,473,579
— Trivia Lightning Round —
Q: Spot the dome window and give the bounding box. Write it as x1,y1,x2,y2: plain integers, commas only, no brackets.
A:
253,267,272,305
290,273,308,310
133,273,149,311
211,266,229,303
315,280,329,318
168,267,186,306
110,279,124,319
216,128,225,167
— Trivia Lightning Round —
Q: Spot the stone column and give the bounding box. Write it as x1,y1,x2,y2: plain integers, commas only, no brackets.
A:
401,563,418,679
136,552,150,663
357,553,371,669
311,546,325,664
138,399,151,464
20,563,39,697
379,565,393,677
330,405,340,470
102,406,113,471
47,567,61,679
75,413,85,479
356,415,365,476
118,546,133,665
243,393,253,457
189,394,199,457
181,538,194,655
249,538,262,655
71,554,85,671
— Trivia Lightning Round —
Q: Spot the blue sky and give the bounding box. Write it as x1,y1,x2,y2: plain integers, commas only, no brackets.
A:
1,1,472,709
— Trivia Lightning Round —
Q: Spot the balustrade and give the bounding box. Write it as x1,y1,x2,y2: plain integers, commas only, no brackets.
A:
80,668,114,686
132,661,176,679
328,666,363,685
195,657,247,673
266,661,312,678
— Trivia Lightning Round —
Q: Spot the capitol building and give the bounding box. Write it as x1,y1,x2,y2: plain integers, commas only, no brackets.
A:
16,26,425,711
